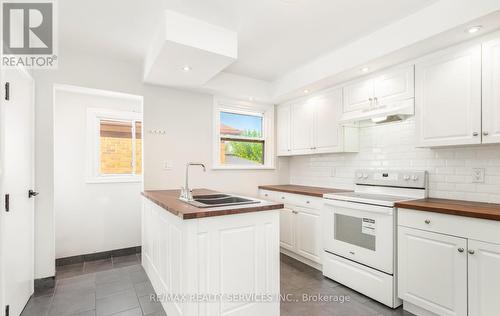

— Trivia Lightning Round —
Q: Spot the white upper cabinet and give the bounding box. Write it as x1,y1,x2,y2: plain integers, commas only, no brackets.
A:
342,65,414,114
415,43,482,147
482,37,500,144
290,101,315,153
314,89,341,152
277,87,359,156
373,66,414,106
276,104,291,155
343,79,374,113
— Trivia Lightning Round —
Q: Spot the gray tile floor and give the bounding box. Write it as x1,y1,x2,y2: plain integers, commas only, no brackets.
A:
23,253,413,316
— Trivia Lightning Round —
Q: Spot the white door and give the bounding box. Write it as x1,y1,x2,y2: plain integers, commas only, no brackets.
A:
468,239,500,316
295,207,321,263
314,89,341,153
342,78,373,113
290,101,314,153
0,68,35,316
276,104,291,156
373,66,414,106
482,37,500,144
398,227,467,316
415,44,482,147
279,208,295,252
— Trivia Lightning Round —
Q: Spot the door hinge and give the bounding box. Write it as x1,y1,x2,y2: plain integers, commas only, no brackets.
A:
4,82,10,101
5,305,9,316
4,194,9,212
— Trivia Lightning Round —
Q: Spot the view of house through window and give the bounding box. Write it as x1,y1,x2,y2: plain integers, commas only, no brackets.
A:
99,119,142,175
219,111,264,165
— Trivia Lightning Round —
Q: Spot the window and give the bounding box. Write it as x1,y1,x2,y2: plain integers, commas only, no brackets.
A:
87,109,142,182
213,98,274,169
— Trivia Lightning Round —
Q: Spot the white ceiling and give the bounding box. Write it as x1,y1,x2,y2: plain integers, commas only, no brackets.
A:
59,0,438,82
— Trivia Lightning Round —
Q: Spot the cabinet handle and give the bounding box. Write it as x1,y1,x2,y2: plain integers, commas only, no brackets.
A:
424,219,431,224
458,248,464,253
281,196,285,200
292,210,298,214
483,131,489,136
306,201,310,204
473,132,479,137
468,249,475,255
373,97,378,104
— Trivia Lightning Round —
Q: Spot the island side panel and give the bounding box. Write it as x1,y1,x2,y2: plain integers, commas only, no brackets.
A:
142,197,281,316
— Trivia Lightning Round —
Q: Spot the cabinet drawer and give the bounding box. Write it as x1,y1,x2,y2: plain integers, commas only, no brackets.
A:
260,190,323,210
398,208,500,245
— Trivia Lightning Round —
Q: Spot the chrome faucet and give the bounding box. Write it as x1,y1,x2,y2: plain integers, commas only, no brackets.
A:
179,162,206,202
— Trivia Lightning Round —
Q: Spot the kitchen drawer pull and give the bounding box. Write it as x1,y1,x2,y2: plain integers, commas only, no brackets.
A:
458,248,464,253
424,219,431,224
473,132,479,137
468,250,475,255
306,201,310,204
281,196,285,200
292,210,298,214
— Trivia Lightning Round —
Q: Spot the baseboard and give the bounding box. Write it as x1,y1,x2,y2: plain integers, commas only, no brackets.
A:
56,246,141,266
34,276,55,293
280,248,322,271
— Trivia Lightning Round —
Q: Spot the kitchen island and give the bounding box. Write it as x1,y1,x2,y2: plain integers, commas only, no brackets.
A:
141,189,284,316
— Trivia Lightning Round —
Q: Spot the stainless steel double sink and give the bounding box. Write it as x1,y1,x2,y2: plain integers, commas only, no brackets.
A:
185,194,260,208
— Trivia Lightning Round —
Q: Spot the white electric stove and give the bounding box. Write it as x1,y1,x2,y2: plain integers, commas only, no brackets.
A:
322,169,428,308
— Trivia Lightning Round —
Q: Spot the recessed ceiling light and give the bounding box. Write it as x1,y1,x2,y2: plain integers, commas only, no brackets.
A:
466,25,482,34
361,67,370,72
303,89,310,94
182,65,191,71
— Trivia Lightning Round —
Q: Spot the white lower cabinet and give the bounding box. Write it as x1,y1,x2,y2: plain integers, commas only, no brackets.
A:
295,207,322,263
398,227,467,316
279,207,295,251
468,240,500,316
259,190,323,266
398,208,500,316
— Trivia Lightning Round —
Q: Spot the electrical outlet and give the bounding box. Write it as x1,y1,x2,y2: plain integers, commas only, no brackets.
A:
163,160,173,170
472,168,485,183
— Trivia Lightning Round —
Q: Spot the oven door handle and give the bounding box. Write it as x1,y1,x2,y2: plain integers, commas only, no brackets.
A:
323,199,393,215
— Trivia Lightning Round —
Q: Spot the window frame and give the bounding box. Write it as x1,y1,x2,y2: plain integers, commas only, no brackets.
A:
212,97,275,170
86,108,143,183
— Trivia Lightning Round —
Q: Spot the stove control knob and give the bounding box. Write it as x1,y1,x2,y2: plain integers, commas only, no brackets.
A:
403,175,410,181
412,175,419,181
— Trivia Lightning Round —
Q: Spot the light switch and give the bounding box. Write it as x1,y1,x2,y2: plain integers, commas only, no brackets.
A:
472,168,485,183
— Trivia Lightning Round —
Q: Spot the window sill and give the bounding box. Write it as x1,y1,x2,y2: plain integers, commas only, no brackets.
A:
212,165,276,171
86,176,142,184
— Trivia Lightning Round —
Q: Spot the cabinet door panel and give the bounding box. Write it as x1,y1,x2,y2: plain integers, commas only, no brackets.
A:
468,240,500,316
482,38,500,144
343,79,373,113
398,226,467,316
416,44,482,147
277,104,291,155
314,89,341,152
290,102,314,152
279,208,295,251
295,208,321,263
373,66,414,105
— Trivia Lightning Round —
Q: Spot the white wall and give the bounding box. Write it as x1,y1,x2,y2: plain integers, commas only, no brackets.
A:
33,49,287,278
289,118,500,204
53,88,142,259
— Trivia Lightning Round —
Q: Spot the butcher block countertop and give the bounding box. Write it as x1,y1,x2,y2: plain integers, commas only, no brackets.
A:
395,198,500,221
142,189,284,220
258,184,352,198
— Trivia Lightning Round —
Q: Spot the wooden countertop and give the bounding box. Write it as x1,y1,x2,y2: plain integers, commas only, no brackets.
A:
258,184,352,198
395,198,500,221
142,189,284,220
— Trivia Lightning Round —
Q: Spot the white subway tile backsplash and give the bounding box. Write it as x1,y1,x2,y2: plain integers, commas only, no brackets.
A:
289,118,500,203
